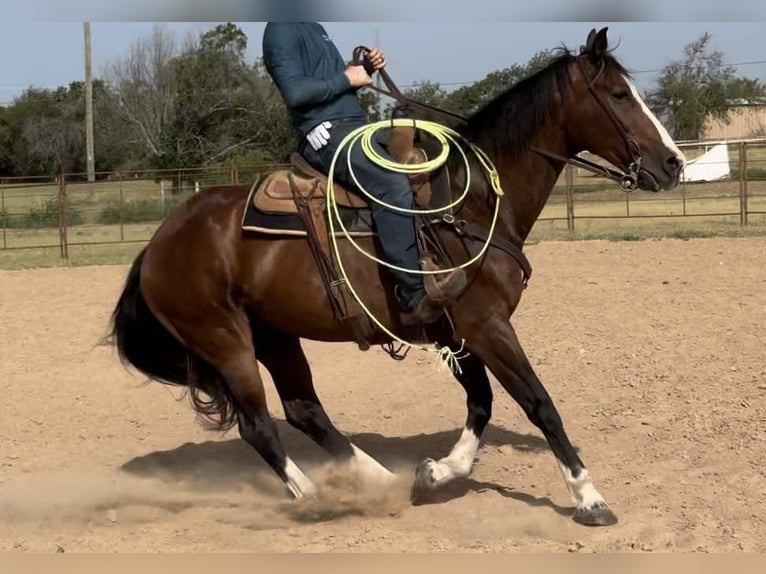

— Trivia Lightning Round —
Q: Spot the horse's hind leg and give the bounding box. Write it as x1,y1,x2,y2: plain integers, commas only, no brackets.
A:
167,312,315,499
227,353,316,498
253,327,396,486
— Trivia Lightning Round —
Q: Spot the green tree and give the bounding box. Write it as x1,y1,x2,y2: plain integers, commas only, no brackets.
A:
93,81,144,173
3,83,87,175
725,77,766,103
358,89,383,122
107,23,178,169
377,51,555,122
648,32,766,140
245,59,296,162
0,107,16,176
164,23,256,169
106,23,296,175
0,80,123,177
381,80,448,121
442,49,556,116
402,80,448,108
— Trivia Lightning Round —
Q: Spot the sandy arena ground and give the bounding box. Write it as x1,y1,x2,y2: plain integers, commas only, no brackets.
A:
1,238,765,553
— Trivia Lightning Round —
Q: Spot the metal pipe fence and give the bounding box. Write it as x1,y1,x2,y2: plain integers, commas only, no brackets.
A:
1,140,765,262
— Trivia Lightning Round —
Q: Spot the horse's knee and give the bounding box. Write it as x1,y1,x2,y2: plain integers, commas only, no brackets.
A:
236,411,282,455
283,399,315,432
283,399,335,436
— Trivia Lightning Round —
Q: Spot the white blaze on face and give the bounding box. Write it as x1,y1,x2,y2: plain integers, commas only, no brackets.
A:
622,74,686,168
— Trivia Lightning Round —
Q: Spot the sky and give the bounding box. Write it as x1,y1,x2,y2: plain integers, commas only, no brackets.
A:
1,22,765,105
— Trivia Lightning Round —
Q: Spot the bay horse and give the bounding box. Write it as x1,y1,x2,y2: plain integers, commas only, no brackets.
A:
111,28,685,526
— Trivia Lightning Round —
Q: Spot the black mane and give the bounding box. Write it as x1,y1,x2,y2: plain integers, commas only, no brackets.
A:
462,48,630,157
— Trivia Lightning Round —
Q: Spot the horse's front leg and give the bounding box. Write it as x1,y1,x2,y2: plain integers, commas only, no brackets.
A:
411,347,493,499
467,316,617,527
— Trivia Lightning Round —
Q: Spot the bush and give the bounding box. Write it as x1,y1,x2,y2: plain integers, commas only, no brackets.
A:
96,196,190,225
669,228,718,240
729,167,766,180
1,198,83,229
98,200,165,224
614,233,643,242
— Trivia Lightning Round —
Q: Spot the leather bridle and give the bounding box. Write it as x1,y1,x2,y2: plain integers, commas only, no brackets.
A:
531,56,644,192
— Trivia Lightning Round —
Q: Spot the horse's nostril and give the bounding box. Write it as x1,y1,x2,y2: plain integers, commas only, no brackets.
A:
665,155,683,177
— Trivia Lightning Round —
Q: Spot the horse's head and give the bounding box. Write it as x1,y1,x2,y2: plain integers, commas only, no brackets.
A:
566,27,685,191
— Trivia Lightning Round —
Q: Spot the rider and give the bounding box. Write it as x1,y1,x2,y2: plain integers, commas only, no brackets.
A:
262,22,466,324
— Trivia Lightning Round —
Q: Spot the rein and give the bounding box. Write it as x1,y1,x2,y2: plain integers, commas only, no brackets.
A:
352,46,468,127
352,45,642,193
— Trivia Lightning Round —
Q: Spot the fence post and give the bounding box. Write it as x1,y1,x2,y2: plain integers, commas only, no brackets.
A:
58,170,69,259
119,172,125,242
738,141,746,226
743,142,749,226
1,182,6,250
565,164,575,231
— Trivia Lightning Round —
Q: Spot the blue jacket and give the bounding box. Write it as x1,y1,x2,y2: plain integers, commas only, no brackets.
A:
262,22,366,140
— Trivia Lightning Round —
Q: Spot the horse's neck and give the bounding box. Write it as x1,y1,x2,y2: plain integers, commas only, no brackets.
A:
474,122,568,244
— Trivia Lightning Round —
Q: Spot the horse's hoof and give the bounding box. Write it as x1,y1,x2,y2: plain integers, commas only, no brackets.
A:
410,458,436,505
572,503,618,527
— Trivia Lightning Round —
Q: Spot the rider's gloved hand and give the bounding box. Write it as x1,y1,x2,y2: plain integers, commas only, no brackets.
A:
306,121,333,151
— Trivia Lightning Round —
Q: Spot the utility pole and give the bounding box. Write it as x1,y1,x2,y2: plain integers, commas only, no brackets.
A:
374,27,384,118
374,27,381,89
83,22,95,182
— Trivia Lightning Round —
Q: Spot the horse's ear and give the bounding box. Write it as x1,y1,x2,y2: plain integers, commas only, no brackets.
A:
583,28,597,53
593,27,609,59
581,26,608,63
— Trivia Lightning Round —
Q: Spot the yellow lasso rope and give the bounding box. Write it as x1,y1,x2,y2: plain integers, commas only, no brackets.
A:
324,119,504,371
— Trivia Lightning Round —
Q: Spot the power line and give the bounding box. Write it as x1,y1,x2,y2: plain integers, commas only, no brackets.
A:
397,59,766,90
1,59,766,105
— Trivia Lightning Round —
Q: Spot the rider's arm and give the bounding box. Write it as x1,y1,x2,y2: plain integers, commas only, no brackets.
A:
263,24,351,108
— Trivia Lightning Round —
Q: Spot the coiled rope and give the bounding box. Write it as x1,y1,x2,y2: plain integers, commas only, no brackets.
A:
324,119,504,373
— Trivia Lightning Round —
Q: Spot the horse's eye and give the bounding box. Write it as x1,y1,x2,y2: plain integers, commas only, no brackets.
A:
613,90,631,102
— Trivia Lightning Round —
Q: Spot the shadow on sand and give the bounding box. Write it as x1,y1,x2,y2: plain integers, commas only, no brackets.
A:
121,421,572,518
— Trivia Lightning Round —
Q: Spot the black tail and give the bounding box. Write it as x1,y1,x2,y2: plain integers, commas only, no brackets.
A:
110,248,239,430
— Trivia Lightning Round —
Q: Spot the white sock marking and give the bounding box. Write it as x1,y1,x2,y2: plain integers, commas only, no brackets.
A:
557,461,605,509
284,457,316,498
426,427,481,487
351,444,397,485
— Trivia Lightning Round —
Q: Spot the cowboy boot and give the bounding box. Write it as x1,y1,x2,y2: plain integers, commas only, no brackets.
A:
412,255,468,324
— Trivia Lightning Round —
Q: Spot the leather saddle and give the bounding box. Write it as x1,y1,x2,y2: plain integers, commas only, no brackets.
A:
252,147,433,216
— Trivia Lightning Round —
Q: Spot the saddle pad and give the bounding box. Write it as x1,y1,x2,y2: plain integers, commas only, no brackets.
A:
241,179,376,238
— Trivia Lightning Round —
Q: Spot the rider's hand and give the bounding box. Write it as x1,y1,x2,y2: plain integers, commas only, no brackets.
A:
344,65,373,88
364,48,386,71
306,121,332,151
